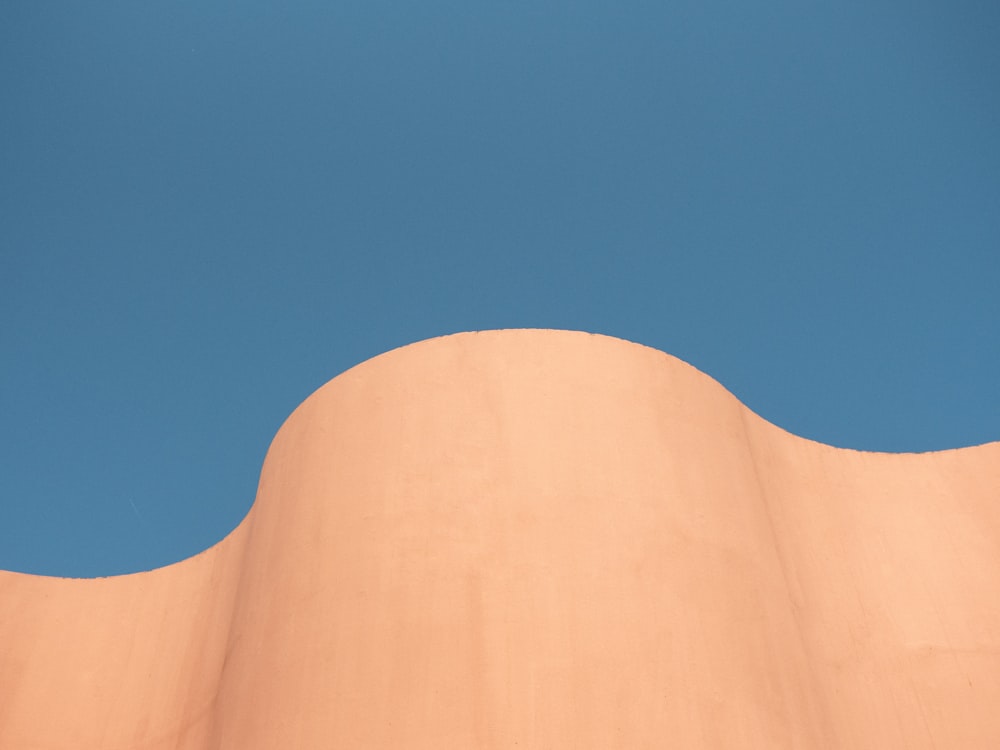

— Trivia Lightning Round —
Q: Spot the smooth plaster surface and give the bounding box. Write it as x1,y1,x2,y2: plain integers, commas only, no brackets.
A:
1,329,998,748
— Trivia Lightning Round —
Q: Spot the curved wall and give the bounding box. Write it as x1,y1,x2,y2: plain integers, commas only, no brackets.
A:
1,330,998,748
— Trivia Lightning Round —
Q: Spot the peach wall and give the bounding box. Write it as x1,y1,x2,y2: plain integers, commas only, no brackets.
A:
2,330,998,748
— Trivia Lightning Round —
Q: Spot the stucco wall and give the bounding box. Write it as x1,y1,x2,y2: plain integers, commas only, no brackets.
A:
2,330,998,748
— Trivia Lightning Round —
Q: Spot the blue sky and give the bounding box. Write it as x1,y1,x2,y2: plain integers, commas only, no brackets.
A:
2,1,998,576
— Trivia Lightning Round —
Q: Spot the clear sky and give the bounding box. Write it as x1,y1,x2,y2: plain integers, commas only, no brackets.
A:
2,1,998,577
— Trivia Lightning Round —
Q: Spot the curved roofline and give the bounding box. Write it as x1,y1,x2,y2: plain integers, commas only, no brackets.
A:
7,328,997,580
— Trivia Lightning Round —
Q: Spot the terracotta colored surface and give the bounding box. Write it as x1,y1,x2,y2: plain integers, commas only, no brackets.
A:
2,329,998,748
